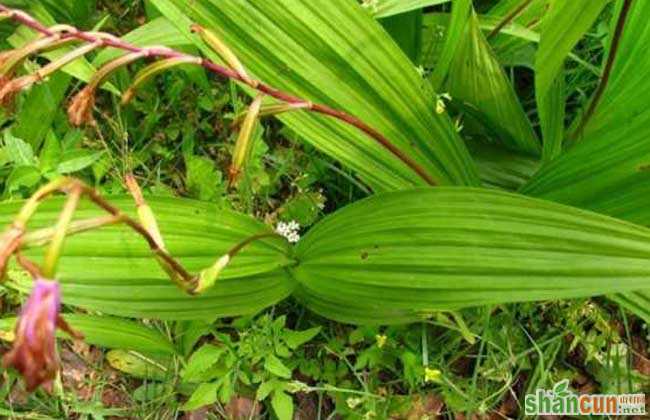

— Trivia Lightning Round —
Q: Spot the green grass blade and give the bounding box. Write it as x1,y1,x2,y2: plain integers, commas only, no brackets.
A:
534,0,609,96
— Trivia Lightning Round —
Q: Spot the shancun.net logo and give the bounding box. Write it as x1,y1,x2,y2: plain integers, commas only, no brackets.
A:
525,379,646,416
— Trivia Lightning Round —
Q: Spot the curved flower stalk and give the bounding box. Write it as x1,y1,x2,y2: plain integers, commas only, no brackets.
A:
0,5,436,186
0,41,103,106
123,175,284,293
0,175,290,388
0,176,288,296
121,56,202,105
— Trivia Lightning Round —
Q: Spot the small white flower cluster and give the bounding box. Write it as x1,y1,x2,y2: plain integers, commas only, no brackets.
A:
276,220,300,243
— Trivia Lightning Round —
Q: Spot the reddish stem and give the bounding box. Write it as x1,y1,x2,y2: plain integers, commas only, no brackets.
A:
0,5,436,186
487,0,534,39
572,0,633,140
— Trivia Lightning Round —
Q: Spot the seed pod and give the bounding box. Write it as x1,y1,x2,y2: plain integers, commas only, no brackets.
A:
190,24,254,85
228,94,264,186
124,174,165,249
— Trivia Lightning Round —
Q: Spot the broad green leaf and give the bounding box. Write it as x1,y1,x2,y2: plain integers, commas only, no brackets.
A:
0,314,175,354
181,344,224,382
422,13,539,70
425,2,541,154
0,196,294,320
535,0,609,95
465,139,539,191
283,326,321,350
39,0,96,26
429,0,472,89
5,165,41,193
485,0,550,68
64,314,175,354
367,0,450,18
2,132,35,166
264,354,292,379
443,9,539,155
185,155,223,201
293,188,650,324
271,390,294,420
181,382,219,411
534,0,601,164
133,383,168,402
56,150,104,174
176,320,211,356
151,0,480,191
256,379,278,401
423,10,598,72
13,72,71,149
39,131,63,172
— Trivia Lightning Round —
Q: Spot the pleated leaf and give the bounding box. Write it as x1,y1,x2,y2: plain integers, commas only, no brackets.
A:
429,0,472,89
485,0,549,68
379,11,423,63
150,0,480,191
534,0,606,164
522,0,650,224
465,139,539,191
521,1,650,320
368,0,450,18
0,196,294,320
440,6,540,155
538,72,565,164
293,188,650,324
535,0,609,96
0,314,175,355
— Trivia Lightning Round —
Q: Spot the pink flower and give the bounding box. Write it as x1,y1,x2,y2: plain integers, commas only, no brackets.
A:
2,279,82,391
